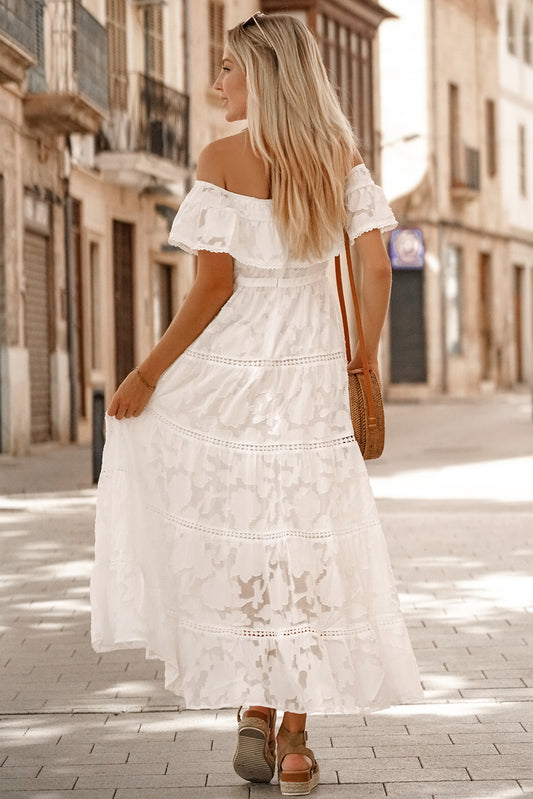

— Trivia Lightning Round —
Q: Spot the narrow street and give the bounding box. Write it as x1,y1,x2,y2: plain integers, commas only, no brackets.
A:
1,395,532,798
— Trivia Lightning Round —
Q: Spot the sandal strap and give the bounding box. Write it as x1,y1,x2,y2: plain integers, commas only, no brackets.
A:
277,725,317,769
237,706,276,728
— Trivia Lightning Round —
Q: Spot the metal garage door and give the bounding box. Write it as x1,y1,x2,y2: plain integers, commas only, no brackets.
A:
24,229,51,443
389,268,427,384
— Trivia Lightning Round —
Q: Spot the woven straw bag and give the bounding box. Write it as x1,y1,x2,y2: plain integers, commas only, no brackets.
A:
334,231,385,460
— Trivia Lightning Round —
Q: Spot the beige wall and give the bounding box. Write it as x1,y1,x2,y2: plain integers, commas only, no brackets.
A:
0,80,69,453
381,0,512,398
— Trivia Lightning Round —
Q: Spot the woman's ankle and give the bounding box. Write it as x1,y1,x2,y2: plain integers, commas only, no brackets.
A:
280,711,306,733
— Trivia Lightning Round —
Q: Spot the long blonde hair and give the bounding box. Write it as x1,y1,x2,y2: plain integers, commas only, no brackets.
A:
227,13,357,262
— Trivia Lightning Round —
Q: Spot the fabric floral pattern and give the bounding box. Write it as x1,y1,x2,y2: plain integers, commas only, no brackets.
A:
90,164,423,714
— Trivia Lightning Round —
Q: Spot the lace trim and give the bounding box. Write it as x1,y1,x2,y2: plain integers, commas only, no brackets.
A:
349,219,398,241
183,350,345,368
145,504,380,541
148,409,356,452
173,617,407,639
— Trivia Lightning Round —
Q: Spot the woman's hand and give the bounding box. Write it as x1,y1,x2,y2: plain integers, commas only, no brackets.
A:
348,346,380,384
107,369,155,420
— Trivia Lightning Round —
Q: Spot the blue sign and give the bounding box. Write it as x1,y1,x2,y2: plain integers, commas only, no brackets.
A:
389,228,425,269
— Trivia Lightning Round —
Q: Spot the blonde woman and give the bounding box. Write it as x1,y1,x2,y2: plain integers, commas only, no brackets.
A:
91,12,423,797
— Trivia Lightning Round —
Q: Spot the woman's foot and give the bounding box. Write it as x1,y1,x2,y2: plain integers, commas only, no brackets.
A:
277,713,319,796
233,705,276,783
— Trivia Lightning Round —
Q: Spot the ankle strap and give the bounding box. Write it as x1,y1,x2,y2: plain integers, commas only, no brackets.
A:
237,706,275,725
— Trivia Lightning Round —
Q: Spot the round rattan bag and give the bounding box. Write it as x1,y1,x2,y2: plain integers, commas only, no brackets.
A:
348,369,385,460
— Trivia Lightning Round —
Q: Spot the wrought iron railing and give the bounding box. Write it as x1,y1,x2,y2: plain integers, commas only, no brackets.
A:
138,74,188,166
451,142,481,192
26,0,108,111
0,0,37,55
97,73,189,168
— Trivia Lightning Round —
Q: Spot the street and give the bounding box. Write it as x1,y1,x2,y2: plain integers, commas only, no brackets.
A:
1,395,532,798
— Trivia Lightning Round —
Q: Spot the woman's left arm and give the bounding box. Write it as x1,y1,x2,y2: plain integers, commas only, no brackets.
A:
107,249,234,420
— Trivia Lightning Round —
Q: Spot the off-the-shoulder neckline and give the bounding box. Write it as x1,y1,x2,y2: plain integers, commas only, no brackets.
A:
194,163,368,203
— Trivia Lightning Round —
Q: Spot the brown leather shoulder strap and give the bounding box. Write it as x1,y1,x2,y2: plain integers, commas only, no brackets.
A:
335,230,377,426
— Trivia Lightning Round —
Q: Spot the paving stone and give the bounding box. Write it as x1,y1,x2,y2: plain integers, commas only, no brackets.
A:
0,765,41,778
495,742,533,755
115,789,249,798
374,742,497,757
406,722,526,735
75,773,207,789
450,732,533,745
467,760,533,780
338,765,470,782
0,775,77,790
460,688,533,699
384,780,524,797
0,793,116,799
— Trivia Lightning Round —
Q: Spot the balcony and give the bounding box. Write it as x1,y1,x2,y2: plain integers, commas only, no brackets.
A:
450,144,481,202
95,73,190,192
24,0,108,135
0,0,38,84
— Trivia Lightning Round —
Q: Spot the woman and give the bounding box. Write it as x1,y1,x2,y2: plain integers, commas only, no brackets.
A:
90,12,423,797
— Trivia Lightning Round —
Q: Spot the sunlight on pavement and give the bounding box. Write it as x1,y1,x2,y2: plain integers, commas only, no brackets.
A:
370,456,533,503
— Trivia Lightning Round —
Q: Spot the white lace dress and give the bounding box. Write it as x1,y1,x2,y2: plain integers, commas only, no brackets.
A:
90,164,424,714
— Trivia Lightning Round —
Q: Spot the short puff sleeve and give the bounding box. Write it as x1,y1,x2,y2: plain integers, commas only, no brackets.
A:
345,164,397,242
168,180,282,267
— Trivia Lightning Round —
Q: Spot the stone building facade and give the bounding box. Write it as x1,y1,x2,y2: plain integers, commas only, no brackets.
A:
499,0,533,388
0,0,256,455
379,0,531,398
0,0,392,455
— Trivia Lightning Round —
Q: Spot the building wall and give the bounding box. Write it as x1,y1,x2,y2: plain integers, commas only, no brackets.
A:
380,0,511,398
498,0,533,386
0,76,70,454
68,0,258,445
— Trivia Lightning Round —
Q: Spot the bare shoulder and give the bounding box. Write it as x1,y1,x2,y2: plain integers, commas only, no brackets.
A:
195,139,226,187
196,132,249,188
352,149,364,168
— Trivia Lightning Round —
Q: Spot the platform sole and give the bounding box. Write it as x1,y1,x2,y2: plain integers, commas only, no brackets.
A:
233,726,275,783
279,768,320,796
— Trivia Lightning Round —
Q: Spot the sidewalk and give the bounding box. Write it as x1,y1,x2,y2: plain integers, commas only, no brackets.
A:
1,395,532,798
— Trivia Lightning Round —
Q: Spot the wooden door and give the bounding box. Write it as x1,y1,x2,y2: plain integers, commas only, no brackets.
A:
113,220,135,386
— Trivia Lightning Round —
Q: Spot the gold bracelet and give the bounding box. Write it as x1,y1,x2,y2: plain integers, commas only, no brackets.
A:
135,366,156,391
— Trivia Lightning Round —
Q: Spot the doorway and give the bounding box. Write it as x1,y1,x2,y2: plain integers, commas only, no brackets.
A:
113,220,135,385
478,252,492,381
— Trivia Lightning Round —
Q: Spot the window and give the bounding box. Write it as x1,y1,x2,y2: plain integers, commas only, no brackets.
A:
507,3,516,54
445,246,463,355
486,99,497,176
524,16,531,64
106,0,128,109
449,83,461,185
317,14,374,166
144,6,164,82
519,124,527,196
208,1,225,86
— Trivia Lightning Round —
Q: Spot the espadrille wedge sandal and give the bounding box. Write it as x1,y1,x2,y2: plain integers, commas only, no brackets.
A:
276,725,319,796
233,706,277,783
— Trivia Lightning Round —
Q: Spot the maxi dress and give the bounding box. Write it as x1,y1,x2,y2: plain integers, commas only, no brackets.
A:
90,163,424,715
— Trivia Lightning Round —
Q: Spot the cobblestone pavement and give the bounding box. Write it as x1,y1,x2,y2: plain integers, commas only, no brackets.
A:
1,395,532,798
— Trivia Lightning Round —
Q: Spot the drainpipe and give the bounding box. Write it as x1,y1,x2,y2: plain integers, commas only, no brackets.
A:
430,0,447,394
63,141,78,442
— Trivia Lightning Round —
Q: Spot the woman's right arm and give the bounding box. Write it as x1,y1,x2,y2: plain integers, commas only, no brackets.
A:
347,228,392,381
